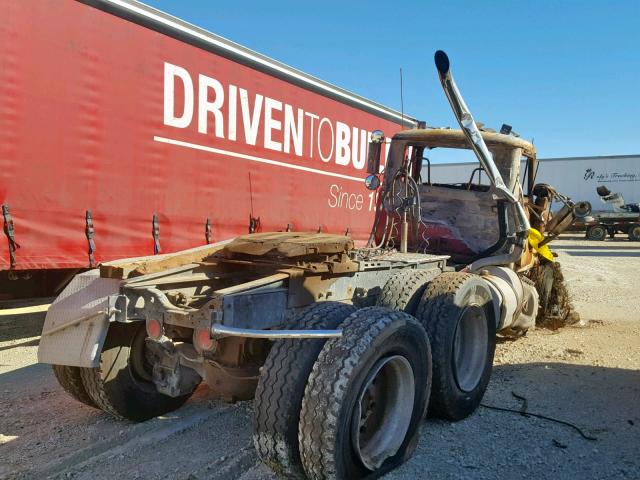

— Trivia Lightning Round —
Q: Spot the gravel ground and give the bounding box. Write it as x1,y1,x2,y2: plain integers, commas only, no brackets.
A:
1,234,639,479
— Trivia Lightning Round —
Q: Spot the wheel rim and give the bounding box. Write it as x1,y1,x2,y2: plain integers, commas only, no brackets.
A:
129,326,155,384
452,305,488,392
590,227,605,239
351,355,415,470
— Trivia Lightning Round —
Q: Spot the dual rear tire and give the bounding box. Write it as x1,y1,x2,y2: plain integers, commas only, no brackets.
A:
252,302,356,477
253,272,496,478
52,322,195,422
378,270,496,420
253,304,432,479
415,272,496,420
299,307,431,479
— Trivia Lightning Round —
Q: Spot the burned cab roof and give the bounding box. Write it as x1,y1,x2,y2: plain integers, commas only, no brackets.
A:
392,128,536,159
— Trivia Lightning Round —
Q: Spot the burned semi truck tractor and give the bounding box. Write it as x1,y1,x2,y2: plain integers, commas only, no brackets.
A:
38,51,577,479
0,0,413,297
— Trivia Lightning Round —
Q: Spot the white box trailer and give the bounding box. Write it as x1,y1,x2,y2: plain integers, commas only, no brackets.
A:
427,154,640,209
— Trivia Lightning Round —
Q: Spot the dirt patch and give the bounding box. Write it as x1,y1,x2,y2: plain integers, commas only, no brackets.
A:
1,234,639,479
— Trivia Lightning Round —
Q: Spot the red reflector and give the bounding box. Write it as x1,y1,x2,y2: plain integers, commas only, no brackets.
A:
146,318,163,340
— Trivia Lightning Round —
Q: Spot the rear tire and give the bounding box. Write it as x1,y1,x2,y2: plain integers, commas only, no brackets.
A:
586,224,606,241
299,307,431,479
415,272,495,421
80,322,194,421
52,364,96,408
253,302,356,477
628,223,640,241
376,269,439,315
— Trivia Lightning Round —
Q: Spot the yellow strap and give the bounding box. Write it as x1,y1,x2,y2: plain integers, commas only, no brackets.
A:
528,228,555,262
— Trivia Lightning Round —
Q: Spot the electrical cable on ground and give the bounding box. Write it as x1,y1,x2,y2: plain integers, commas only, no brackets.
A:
480,391,597,441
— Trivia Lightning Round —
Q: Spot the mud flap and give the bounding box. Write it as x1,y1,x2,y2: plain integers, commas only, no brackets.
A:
37,270,121,367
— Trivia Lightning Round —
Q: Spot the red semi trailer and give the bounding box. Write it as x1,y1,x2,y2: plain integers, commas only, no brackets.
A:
0,0,415,296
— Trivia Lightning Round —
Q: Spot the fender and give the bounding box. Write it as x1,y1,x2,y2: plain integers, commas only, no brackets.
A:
37,270,121,367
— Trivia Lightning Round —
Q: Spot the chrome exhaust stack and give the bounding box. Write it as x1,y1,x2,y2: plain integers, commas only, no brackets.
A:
434,50,530,234
434,50,530,270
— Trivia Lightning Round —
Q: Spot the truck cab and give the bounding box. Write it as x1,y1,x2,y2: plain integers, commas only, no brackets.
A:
374,127,540,266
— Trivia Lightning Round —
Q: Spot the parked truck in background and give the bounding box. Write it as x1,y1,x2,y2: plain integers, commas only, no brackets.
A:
573,186,640,241
0,0,413,298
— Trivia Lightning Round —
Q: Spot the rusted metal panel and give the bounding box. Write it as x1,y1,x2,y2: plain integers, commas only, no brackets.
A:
394,128,536,159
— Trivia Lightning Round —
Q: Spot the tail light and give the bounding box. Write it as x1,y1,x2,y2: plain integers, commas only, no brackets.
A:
194,328,215,352
146,318,163,340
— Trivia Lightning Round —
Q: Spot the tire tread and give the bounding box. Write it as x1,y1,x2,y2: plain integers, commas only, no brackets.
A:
415,272,494,420
376,269,439,314
52,364,97,408
253,302,356,477
79,322,194,421
80,365,124,419
299,307,428,479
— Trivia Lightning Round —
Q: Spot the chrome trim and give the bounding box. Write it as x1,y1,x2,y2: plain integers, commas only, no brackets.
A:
211,324,342,339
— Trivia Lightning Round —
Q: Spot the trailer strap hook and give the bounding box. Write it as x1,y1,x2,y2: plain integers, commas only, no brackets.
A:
2,204,20,269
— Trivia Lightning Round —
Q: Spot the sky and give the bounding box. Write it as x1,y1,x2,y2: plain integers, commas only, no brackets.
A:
147,0,639,160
